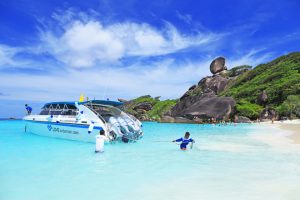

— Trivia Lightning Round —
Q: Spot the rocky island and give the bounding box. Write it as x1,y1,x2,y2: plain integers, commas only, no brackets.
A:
120,52,300,123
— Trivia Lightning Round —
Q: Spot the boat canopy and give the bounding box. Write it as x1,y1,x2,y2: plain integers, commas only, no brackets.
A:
43,100,123,107
40,100,123,116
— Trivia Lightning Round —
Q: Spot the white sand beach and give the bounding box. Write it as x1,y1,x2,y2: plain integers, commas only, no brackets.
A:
279,121,300,144
264,119,300,144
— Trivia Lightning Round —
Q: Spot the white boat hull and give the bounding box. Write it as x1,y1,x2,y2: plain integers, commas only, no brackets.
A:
25,121,103,143
23,100,143,143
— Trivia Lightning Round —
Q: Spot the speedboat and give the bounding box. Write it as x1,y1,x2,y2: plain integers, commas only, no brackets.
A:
23,100,143,143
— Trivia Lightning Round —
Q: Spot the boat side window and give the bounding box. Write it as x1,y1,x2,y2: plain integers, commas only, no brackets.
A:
39,110,49,115
61,110,70,115
39,105,50,115
61,109,77,116
67,105,77,110
50,110,61,115
39,103,78,116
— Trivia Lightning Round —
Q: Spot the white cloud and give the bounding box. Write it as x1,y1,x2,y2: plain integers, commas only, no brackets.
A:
40,21,124,68
0,45,24,67
226,49,272,68
0,9,273,105
0,58,212,102
0,10,224,69
40,19,222,68
176,11,192,24
0,49,271,103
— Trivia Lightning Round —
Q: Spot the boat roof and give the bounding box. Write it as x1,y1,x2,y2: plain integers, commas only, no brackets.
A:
44,100,123,107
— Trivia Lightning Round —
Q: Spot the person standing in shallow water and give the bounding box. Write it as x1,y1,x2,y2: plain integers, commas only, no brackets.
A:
25,104,32,115
95,130,107,153
173,132,195,150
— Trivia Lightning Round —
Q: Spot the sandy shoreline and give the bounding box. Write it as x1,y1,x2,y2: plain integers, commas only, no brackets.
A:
266,119,300,144
279,123,300,144
255,119,300,145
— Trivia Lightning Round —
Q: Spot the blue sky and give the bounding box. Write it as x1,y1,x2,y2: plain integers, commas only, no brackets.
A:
0,0,300,117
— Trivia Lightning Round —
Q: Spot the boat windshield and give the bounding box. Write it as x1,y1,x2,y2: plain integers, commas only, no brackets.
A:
86,104,123,121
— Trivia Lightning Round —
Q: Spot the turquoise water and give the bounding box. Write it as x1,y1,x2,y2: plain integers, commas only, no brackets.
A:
1,120,300,200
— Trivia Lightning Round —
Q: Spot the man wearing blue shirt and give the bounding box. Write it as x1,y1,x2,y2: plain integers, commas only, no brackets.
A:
25,104,32,115
173,132,195,150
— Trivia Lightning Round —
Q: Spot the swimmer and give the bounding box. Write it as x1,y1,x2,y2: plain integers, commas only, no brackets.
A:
172,132,195,150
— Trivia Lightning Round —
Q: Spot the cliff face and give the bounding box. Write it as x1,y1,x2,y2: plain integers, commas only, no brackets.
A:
120,52,300,122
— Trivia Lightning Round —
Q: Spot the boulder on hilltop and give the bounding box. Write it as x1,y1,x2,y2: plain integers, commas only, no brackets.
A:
210,57,227,74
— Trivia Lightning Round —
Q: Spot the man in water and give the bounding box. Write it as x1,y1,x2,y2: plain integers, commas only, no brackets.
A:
95,130,107,153
25,104,32,115
172,132,195,150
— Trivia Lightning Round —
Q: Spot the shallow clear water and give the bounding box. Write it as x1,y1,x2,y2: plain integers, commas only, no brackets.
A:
1,120,300,200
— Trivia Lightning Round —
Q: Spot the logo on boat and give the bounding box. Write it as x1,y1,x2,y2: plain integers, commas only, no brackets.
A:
47,124,52,131
46,124,79,134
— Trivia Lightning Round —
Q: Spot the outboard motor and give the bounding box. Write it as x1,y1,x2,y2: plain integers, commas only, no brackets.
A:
117,117,143,140
108,117,123,138
108,116,142,142
123,117,139,132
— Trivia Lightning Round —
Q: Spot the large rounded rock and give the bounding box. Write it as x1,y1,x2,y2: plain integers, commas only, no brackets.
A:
196,75,230,95
257,90,268,105
198,75,229,94
173,94,206,116
236,116,252,123
260,108,278,121
171,93,235,119
210,57,227,74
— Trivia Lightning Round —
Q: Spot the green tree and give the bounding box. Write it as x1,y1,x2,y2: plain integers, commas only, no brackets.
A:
236,99,263,120
277,95,300,118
